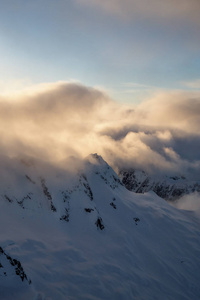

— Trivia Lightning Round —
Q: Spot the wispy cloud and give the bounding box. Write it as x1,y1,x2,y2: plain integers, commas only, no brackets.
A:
77,0,200,25
173,192,200,215
121,82,162,97
122,82,157,89
182,79,200,89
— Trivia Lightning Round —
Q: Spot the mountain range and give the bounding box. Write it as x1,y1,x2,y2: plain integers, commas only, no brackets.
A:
0,154,200,300
119,169,200,201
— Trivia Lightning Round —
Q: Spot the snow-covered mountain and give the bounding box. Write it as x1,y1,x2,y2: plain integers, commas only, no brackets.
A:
0,154,200,300
119,169,200,201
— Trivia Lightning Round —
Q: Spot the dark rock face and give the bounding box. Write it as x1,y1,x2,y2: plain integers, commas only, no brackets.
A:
110,202,116,209
60,208,70,222
84,208,94,213
95,217,105,230
133,217,140,225
0,246,31,284
40,178,57,212
119,170,200,201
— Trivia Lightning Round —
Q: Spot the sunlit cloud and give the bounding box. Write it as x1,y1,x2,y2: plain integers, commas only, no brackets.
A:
121,82,163,102
1,81,200,179
0,78,33,96
173,192,200,215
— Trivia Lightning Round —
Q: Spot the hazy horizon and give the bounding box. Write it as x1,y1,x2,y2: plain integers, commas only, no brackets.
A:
1,0,200,103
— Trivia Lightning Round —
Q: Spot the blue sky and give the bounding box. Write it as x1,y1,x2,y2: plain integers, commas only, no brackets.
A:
1,0,200,103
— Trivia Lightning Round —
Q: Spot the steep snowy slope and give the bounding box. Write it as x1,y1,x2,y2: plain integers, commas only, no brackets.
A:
0,154,200,300
119,169,200,200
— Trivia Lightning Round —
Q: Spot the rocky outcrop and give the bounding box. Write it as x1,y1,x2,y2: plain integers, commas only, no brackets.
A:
119,169,200,201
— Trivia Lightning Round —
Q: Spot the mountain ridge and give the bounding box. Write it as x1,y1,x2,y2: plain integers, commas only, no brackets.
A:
119,168,200,201
0,154,200,299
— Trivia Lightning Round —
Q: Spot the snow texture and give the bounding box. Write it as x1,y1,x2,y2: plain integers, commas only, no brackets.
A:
0,154,200,299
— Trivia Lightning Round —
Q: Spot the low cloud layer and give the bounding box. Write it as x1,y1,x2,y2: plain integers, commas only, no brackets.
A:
173,192,200,215
1,82,200,179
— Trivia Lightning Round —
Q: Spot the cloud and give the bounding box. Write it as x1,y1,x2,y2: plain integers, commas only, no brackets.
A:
173,192,200,215
183,79,200,89
77,0,200,25
0,82,121,164
123,82,157,90
1,81,200,179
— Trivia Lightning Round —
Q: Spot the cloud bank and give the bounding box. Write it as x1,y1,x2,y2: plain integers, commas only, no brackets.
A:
1,82,200,178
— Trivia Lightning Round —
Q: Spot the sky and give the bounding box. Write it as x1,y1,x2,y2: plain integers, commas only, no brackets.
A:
1,0,200,102
0,0,200,179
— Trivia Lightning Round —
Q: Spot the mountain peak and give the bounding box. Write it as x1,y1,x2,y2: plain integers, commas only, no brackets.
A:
1,154,200,300
119,168,200,201
87,153,107,165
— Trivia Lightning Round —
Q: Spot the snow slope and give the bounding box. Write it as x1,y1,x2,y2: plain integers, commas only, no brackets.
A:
0,154,200,299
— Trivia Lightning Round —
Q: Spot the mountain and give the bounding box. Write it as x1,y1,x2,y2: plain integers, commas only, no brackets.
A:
0,154,200,300
119,169,200,201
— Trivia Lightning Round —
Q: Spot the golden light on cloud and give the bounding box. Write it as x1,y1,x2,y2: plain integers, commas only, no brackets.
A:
1,81,200,178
